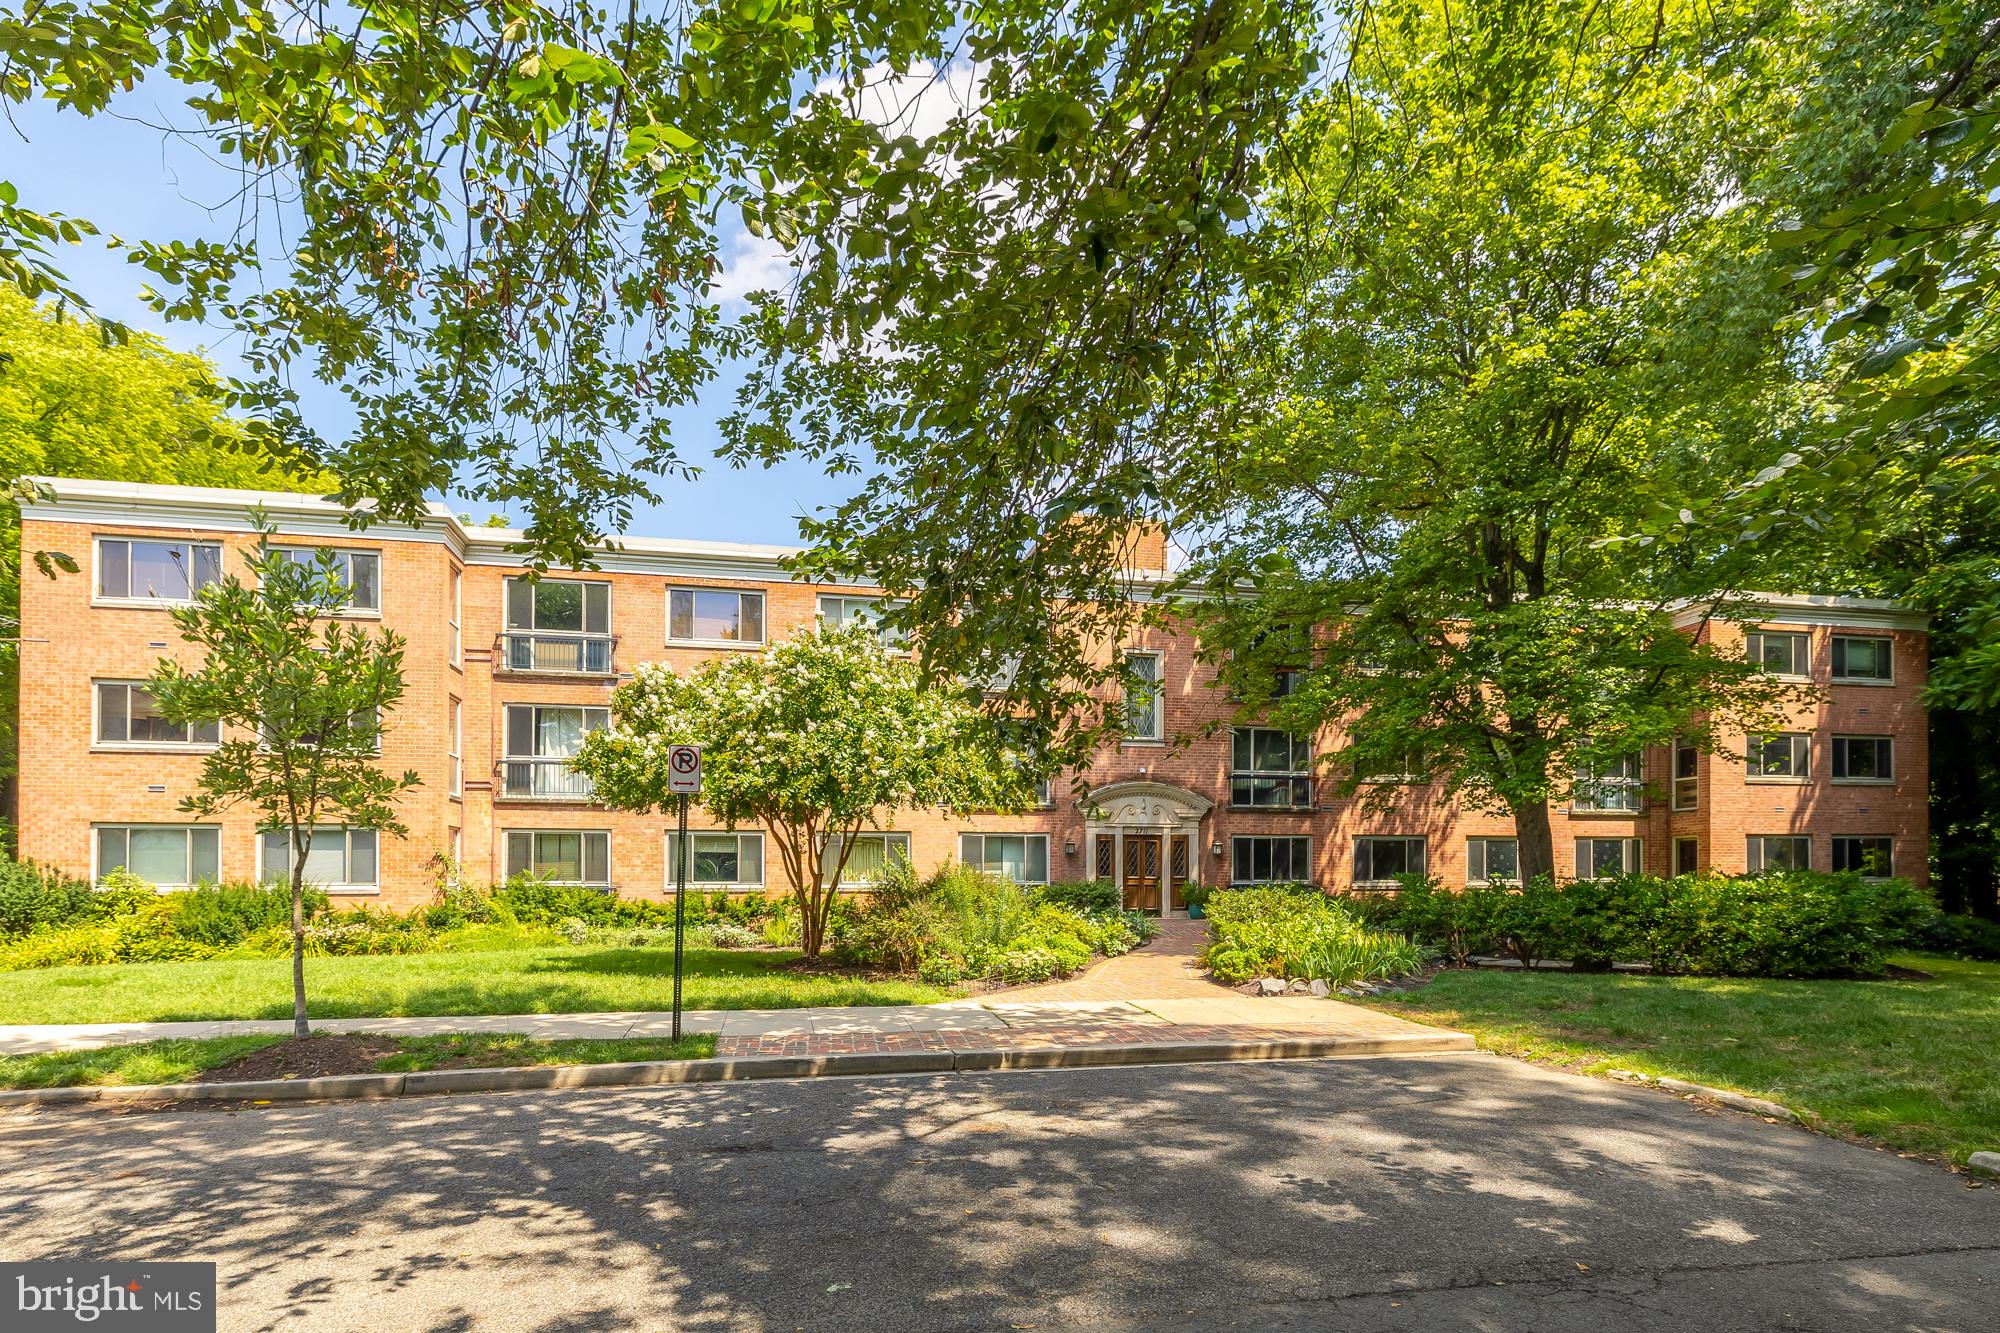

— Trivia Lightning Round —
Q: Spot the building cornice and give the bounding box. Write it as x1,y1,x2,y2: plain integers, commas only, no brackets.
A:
1673,593,1930,633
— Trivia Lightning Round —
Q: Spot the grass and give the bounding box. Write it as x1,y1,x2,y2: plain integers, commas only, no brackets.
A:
1354,953,2000,1164
0,1032,718,1090
0,945,953,1025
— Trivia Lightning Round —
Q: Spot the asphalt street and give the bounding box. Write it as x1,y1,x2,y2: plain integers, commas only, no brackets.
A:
0,1052,1994,1332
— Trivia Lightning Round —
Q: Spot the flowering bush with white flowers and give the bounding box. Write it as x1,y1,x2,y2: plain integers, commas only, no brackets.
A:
573,622,1038,959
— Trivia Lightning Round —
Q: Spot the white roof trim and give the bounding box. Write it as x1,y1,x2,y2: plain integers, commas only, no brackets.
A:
1673,593,1928,632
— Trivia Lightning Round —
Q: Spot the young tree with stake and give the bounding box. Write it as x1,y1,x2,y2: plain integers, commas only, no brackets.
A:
148,525,419,1038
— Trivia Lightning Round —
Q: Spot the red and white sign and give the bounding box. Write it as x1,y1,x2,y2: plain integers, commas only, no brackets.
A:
666,744,702,795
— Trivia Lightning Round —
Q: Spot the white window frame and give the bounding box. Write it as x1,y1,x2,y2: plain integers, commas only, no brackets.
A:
1351,836,1425,888
500,704,607,800
1746,732,1812,783
94,537,223,606
1830,634,1894,685
1832,835,1894,879
93,679,219,750
1746,835,1811,874
666,586,766,648
1572,752,1644,812
1122,650,1164,743
449,566,463,668
817,594,908,648
504,828,614,889
1671,738,1699,811
821,831,912,887
1831,735,1894,784
262,706,381,755
507,576,612,635
959,832,1051,885
1466,836,1519,884
271,545,382,613
258,825,381,894
1573,836,1642,880
1745,629,1810,680
1230,727,1314,808
1673,837,1699,876
668,831,766,890
448,696,463,799
1232,835,1314,886
92,824,221,889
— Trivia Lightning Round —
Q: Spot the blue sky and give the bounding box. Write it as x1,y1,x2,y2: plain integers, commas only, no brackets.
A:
5,93,868,547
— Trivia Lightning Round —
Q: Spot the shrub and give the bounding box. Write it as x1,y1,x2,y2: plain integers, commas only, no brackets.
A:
1913,912,2000,960
1034,879,1120,916
1203,887,1426,986
0,859,96,939
169,883,326,948
841,861,1134,982
0,924,119,969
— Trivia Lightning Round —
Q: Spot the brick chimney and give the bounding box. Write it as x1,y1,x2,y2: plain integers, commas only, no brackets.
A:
1120,522,1171,576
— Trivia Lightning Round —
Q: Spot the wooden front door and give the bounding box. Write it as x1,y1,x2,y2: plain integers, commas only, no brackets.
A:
1122,835,1163,912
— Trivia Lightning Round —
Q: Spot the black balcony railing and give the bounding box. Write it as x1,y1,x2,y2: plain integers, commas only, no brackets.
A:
499,758,596,801
497,632,616,676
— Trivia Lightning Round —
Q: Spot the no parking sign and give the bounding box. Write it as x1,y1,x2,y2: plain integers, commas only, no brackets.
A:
666,744,702,795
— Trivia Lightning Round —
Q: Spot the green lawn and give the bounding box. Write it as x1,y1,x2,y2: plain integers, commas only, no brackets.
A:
0,946,953,1025
1356,954,2000,1164
0,1032,717,1090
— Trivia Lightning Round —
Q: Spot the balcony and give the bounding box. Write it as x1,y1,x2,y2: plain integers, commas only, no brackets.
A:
495,632,616,677
498,758,596,801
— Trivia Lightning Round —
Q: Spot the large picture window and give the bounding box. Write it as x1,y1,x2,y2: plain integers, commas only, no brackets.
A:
94,825,220,888
260,826,379,890
1352,836,1425,886
1831,636,1892,683
818,595,907,648
959,833,1050,884
1231,728,1313,808
503,577,613,673
1574,837,1641,879
1745,629,1809,678
1831,736,1893,783
501,705,607,799
1233,835,1312,885
668,587,764,645
1746,835,1810,873
1466,837,1518,883
95,681,218,747
822,832,912,886
668,832,764,889
97,538,222,602
1832,836,1893,878
505,830,612,887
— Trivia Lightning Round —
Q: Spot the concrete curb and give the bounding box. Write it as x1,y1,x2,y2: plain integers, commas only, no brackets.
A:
1609,1069,1799,1122
0,1031,1475,1110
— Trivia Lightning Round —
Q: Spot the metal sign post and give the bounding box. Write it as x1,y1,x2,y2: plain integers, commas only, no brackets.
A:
665,745,701,1041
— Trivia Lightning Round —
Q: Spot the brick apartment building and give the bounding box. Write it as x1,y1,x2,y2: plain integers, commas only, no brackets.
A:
14,477,1931,913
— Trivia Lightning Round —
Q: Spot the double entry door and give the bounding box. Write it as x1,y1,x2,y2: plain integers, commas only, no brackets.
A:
1116,834,1191,914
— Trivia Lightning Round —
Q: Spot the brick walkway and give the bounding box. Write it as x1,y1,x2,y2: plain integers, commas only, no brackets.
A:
0,920,1463,1062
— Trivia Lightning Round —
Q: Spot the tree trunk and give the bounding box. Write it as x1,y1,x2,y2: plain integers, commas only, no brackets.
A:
798,887,826,961
290,834,311,1041
1513,799,1556,884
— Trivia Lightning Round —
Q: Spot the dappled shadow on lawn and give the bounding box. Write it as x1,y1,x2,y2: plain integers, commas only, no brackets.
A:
2,1057,1995,1331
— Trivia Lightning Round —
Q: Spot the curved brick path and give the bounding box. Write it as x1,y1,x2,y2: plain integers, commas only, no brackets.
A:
1000,918,1223,1002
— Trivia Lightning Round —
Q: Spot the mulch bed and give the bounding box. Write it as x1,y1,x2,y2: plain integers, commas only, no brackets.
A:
196,1034,398,1084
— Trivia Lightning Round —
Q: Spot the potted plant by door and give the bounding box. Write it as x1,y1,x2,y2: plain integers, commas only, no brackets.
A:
1183,882,1213,920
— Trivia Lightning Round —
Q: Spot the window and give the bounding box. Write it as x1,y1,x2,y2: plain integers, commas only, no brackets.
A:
1123,651,1163,742
94,825,220,888
1272,668,1304,697
1745,629,1809,678
668,587,764,645
260,826,379,890
1033,777,1055,808
501,705,607,798
668,832,764,889
1746,835,1811,873
960,833,1050,884
263,707,379,752
1746,732,1811,781
449,567,463,667
1671,739,1699,811
504,577,613,673
1832,735,1894,783
1572,753,1643,812
505,829,612,887
94,681,218,747
1352,836,1425,886
818,594,907,647
1466,837,1518,883
1231,727,1313,808
97,538,222,602
1233,835,1313,885
1832,836,1894,878
1353,745,1424,783
1574,837,1641,879
1831,635,1892,683
274,547,381,611
448,697,463,798
822,832,911,886
1674,837,1699,876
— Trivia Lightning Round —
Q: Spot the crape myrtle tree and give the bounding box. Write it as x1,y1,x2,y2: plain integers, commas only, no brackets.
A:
734,0,1815,881
572,622,1034,960
148,526,419,1038
0,0,1318,570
